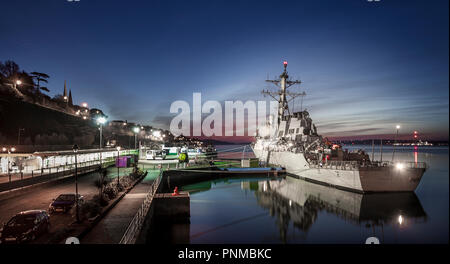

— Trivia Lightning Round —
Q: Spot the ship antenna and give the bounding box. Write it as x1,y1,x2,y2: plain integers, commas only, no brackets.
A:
262,60,304,124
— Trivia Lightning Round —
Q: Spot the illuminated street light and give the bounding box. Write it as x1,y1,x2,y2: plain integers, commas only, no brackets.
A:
152,130,161,137
82,103,88,108
12,80,22,95
133,127,140,149
97,117,106,124
97,117,107,149
2,147,15,182
398,215,404,225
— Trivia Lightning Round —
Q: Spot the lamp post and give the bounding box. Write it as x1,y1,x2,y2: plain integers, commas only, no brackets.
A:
133,127,140,149
97,117,107,149
392,125,400,162
13,79,21,92
116,146,121,187
73,144,80,223
97,117,107,169
2,147,15,182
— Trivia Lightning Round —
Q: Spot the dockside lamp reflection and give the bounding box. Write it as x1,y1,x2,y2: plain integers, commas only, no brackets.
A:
392,125,401,162
73,144,80,223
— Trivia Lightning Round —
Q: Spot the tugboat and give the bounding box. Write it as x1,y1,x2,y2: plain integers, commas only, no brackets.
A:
251,61,427,193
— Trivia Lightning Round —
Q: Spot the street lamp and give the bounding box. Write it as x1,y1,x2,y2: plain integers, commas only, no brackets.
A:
73,144,80,223
392,125,400,162
116,146,121,187
2,147,15,182
12,80,21,93
133,127,140,149
97,117,107,149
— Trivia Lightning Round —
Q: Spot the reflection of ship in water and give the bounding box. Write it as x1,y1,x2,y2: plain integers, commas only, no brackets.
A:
253,177,427,242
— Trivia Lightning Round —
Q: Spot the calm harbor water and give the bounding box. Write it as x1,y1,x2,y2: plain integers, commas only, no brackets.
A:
181,145,448,244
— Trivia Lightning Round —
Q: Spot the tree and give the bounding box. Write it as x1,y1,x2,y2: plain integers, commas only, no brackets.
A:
0,61,36,97
0,60,20,78
30,72,50,93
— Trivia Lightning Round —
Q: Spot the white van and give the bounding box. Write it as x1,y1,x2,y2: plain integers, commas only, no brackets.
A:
146,150,166,160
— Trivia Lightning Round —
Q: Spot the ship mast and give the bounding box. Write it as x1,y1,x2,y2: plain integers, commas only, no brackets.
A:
262,61,305,125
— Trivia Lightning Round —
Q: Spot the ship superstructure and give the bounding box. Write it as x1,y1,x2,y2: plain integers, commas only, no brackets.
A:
251,62,427,193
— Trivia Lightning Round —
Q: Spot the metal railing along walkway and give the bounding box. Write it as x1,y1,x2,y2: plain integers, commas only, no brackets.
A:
119,170,163,244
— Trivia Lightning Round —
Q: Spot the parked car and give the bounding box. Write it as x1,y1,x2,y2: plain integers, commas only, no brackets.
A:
146,150,166,160
48,194,84,214
0,210,50,244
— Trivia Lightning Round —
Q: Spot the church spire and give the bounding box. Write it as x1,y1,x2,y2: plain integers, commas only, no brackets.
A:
68,89,73,106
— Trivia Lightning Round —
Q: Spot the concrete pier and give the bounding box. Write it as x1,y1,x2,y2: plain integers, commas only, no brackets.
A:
154,192,190,219
143,192,190,244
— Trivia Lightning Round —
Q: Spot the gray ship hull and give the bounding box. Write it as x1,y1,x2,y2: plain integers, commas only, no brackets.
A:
252,146,425,193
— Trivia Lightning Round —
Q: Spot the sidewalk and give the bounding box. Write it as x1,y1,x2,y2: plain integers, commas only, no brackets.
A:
80,170,158,244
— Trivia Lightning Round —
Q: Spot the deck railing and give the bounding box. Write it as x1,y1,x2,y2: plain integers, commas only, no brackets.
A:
309,160,360,170
308,160,427,170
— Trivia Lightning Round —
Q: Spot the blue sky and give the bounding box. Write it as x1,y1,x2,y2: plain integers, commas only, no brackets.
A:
1,0,448,140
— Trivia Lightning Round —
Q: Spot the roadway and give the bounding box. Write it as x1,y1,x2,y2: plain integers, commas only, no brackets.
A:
0,166,133,244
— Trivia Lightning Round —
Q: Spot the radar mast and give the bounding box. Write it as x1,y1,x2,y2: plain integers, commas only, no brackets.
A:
262,61,306,124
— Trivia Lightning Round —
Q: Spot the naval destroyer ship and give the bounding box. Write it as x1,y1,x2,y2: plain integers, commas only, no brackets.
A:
251,61,427,193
